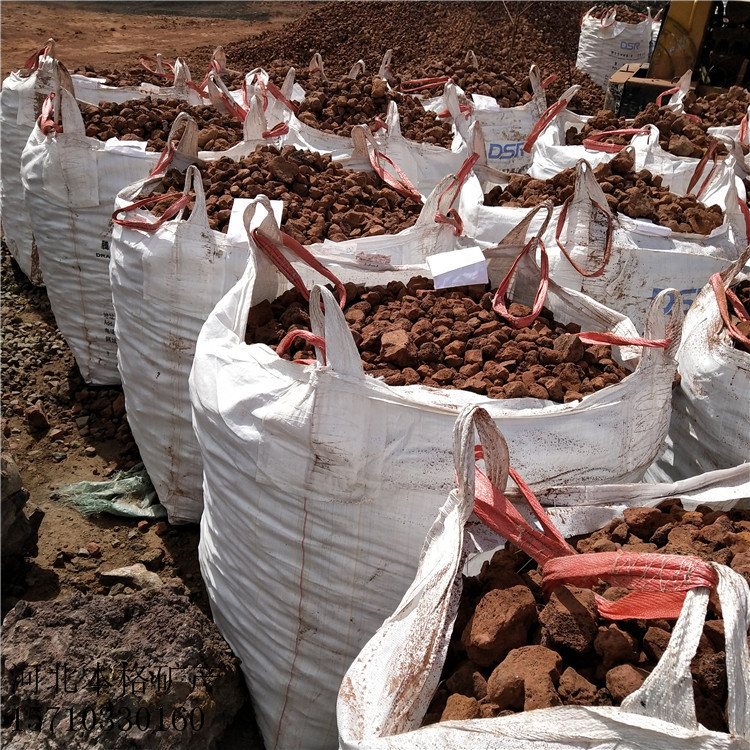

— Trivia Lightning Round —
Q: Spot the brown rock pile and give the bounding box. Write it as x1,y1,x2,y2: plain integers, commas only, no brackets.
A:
140,145,422,241
295,73,453,146
588,3,652,24
484,149,725,234
423,499,750,730
1,585,245,749
79,97,245,151
190,2,606,114
246,276,632,404
565,104,725,158
684,86,750,127
394,57,533,109
72,62,245,90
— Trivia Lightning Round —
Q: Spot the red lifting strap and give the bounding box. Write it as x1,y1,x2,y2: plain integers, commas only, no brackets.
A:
541,74,558,89
276,330,326,363
24,41,54,72
263,122,290,139
250,227,347,310
149,140,177,177
434,152,479,235
523,98,569,153
739,197,750,243
711,272,750,347
243,75,268,112
112,191,193,232
368,149,422,202
265,79,300,115
686,139,719,197
492,237,549,328
436,103,472,120
139,55,176,79
40,92,63,135
470,447,718,621
400,76,451,93
472,447,575,566
573,330,670,348
582,128,651,153
555,195,613,278
543,552,718,620
655,85,679,107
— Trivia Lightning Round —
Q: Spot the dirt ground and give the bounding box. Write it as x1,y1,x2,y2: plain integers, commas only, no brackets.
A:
0,2,309,75
0,4,311,747
0,0,313,604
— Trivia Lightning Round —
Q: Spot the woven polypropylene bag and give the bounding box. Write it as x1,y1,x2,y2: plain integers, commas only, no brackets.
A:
575,6,652,89
647,247,750,482
21,88,162,384
337,406,750,750
190,233,680,749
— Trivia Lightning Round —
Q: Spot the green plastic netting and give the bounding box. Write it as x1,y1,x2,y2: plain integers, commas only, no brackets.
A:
57,463,167,519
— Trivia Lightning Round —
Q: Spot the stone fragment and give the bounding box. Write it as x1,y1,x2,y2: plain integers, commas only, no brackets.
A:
539,586,598,653
461,586,538,667
98,563,162,590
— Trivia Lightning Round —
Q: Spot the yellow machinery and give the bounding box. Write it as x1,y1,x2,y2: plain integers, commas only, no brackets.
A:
607,1,750,116
650,0,749,86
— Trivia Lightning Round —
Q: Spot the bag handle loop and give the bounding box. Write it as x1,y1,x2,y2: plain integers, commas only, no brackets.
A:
523,85,580,153
307,285,363,377
139,53,175,79
400,76,451,94
434,152,479,235
582,128,651,153
249,226,347,311
711,272,750,347
352,126,422,202
23,38,56,73
492,236,549,328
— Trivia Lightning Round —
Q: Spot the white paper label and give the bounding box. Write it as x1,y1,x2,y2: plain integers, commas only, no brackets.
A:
71,74,108,89
225,198,283,244
631,219,672,237
103,138,149,155
426,246,488,289
472,93,501,111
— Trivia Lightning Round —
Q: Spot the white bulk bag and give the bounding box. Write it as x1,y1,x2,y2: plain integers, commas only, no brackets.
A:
467,65,547,174
69,56,204,106
110,134,473,523
525,74,688,181
338,406,750,750
575,6,653,89
525,96,666,181
20,88,163,384
110,162,251,524
377,96,469,197
458,123,562,247
647,247,750,482
0,43,73,284
547,158,747,332
190,228,681,749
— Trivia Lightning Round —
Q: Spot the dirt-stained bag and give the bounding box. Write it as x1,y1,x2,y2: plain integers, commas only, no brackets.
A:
575,6,653,89
0,42,74,285
647,248,750,482
189,207,681,749
545,157,747,332
337,405,750,750
20,88,166,383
